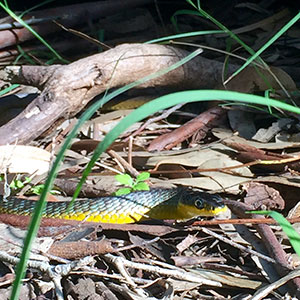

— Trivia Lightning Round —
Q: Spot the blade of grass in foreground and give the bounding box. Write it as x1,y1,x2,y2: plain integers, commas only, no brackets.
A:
10,48,203,300
226,11,300,83
248,210,300,257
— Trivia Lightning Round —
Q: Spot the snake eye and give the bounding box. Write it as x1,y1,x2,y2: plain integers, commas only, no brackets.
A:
194,199,204,209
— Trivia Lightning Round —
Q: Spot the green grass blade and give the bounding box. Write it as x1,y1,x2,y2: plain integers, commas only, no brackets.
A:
15,45,35,65
171,9,202,32
19,0,55,18
10,48,202,300
229,12,300,80
0,2,68,63
186,1,258,58
146,30,223,44
249,210,300,257
0,84,19,96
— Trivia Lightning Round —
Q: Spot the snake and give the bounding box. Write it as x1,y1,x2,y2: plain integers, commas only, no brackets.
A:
0,188,227,224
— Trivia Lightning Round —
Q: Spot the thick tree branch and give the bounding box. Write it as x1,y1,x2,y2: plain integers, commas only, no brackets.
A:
0,43,235,145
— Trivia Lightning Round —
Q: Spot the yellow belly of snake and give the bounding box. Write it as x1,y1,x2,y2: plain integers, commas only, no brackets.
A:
0,188,227,224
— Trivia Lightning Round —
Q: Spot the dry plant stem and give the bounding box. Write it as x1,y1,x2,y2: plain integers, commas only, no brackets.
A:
48,240,114,259
0,250,89,300
128,136,133,166
72,268,151,284
107,149,140,178
103,253,221,287
104,254,137,288
150,155,300,174
125,103,185,141
225,199,300,292
0,214,177,237
200,227,275,263
44,119,77,152
202,263,264,280
251,269,300,300
191,217,300,226
0,43,235,145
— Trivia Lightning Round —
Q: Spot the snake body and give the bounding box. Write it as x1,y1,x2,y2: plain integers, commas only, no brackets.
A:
0,188,227,224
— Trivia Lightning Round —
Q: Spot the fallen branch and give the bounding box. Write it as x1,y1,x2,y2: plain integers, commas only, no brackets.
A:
0,43,235,145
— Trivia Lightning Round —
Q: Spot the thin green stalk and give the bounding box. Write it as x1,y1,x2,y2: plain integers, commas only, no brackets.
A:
145,30,223,44
0,2,68,63
226,11,300,83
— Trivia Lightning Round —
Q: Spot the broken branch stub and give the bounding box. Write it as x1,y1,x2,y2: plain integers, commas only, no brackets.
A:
0,43,233,145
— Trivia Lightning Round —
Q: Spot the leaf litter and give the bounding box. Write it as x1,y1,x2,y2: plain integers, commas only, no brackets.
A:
0,1,300,299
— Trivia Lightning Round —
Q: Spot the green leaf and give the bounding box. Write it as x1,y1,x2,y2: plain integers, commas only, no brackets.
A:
10,180,24,190
115,174,134,186
248,210,300,257
30,184,44,195
24,177,32,184
133,182,150,191
136,172,150,183
16,180,24,189
115,188,132,196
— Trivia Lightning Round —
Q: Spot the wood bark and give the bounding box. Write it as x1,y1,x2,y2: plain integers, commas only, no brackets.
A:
0,43,235,145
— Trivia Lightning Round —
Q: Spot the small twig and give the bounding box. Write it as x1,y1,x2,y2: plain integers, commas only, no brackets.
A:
77,151,123,175
250,269,300,300
124,103,185,141
0,251,61,299
103,253,221,286
128,136,133,167
191,216,300,226
225,199,300,291
71,268,150,284
0,251,94,300
116,237,160,252
103,254,137,288
107,149,140,178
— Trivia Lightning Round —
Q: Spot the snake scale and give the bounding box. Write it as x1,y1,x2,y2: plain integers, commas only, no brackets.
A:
0,188,227,224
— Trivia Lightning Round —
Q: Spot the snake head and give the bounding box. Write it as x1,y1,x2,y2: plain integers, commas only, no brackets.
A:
179,189,227,217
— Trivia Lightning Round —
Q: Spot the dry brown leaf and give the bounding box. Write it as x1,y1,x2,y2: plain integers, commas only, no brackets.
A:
146,144,253,193
242,181,285,210
0,145,51,175
225,66,296,93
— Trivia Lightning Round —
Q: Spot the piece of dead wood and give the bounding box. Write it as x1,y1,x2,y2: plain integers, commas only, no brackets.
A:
0,43,236,145
48,240,113,259
0,213,177,237
148,106,226,151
